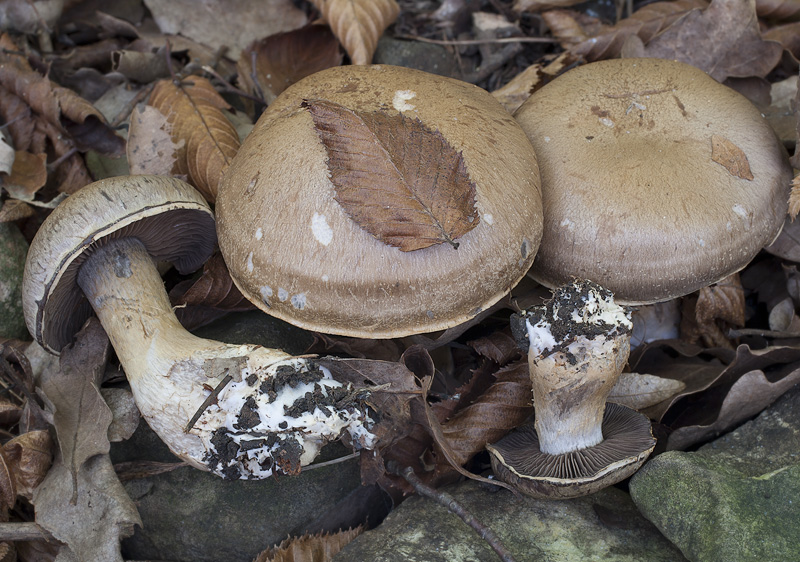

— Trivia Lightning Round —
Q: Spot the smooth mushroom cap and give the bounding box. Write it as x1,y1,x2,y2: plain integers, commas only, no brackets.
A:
514,58,792,305
487,403,656,500
23,175,216,354
217,64,543,338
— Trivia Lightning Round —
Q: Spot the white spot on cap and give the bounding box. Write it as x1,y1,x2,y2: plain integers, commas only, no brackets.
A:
484,213,494,225
255,227,263,240
698,239,706,247
544,136,551,143
260,286,273,302
246,252,254,273
291,293,307,309
599,117,614,128
311,213,333,246
393,90,416,112
560,218,574,230
321,274,329,282
726,221,732,231
733,204,748,218
278,288,289,302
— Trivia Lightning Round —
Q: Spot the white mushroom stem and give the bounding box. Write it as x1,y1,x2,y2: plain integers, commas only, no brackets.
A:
76,237,375,479
523,281,632,456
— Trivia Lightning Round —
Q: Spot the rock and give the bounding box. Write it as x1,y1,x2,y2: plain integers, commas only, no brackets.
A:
334,479,686,562
630,385,800,562
113,311,364,562
373,36,460,79
0,222,29,339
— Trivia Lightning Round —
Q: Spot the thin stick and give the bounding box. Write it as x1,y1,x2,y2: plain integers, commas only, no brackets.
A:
301,452,359,472
728,328,800,339
0,522,54,542
387,461,518,562
395,34,558,46
185,374,232,432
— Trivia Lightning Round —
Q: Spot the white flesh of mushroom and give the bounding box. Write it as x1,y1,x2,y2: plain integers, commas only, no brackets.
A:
77,237,375,479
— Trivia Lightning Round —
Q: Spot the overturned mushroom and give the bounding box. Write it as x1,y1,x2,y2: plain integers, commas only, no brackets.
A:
22,175,375,479
486,280,655,499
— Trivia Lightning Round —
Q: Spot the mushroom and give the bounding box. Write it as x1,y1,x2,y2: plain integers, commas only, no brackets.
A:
23,175,375,479
486,280,656,499
513,58,792,305
216,64,543,338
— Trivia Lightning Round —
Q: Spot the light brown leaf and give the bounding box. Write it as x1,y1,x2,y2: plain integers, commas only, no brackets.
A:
609,373,686,410
641,0,783,82
238,25,342,105
0,200,34,223
492,63,545,113
312,0,399,65
148,76,241,202
789,175,800,219
0,449,16,511
2,430,53,499
126,104,183,177
304,99,480,252
681,273,746,349
711,134,754,180
254,527,364,562
541,9,589,50
569,0,705,61
3,151,47,201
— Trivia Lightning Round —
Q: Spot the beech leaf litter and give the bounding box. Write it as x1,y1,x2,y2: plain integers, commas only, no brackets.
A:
1,0,800,560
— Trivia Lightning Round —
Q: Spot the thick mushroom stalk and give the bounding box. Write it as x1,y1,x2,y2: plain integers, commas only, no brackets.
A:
76,237,374,479
488,279,655,499
518,282,632,455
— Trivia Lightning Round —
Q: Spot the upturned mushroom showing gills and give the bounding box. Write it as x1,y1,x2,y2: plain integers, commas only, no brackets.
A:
22,175,375,479
216,64,543,338
514,58,792,305
486,280,656,499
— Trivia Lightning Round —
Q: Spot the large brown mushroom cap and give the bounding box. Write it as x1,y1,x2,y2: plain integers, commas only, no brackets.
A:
217,64,543,338
23,175,216,354
515,58,792,304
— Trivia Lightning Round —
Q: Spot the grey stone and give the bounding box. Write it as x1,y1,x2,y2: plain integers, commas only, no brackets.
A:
112,311,361,562
0,222,28,339
334,479,686,562
373,36,460,79
630,385,800,562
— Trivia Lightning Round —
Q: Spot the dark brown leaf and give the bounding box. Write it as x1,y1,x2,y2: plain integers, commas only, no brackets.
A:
171,252,251,310
238,25,342,105
304,99,480,252
711,135,754,180
467,329,522,365
681,273,745,348
756,0,800,21
640,0,783,82
2,430,53,499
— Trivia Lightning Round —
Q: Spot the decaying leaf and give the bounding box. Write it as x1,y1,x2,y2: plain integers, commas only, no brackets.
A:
100,388,140,443
311,0,400,65
609,372,686,410
304,99,480,252
3,151,47,201
790,176,800,219
171,252,252,311
756,0,800,21
681,273,746,348
638,0,783,82
126,104,183,176
238,25,343,105
491,53,573,113
143,0,307,59
1,430,53,499
710,135,754,180
768,297,800,332
254,527,364,562
148,76,241,202
467,330,522,365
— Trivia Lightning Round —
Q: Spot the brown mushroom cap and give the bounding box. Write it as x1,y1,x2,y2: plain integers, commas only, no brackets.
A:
216,64,543,338
487,402,656,499
514,58,792,305
23,175,216,354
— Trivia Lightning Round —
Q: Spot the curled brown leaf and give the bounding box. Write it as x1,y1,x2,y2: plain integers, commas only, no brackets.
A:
312,0,399,65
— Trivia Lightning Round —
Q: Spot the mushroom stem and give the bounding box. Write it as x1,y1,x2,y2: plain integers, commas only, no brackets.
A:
76,237,375,479
514,280,633,456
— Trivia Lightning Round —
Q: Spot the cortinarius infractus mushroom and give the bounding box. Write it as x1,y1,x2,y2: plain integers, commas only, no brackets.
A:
487,280,656,499
23,175,375,479
514,58,792,305
217,64,543,338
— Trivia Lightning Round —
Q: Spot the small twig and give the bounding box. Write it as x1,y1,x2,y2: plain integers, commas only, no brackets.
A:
387,462,518,562
185,373,232,432
46,147,78,171
201,65,265,104
301,452,359,472
395,34,558,46
728,328,800,339
0,522,54,542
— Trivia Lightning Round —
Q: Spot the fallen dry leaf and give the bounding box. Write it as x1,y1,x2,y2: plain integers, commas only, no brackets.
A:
1,430,53,499
254,527,364,562
3,151,47,201
639,0,783,82
126,104,183,177
312,0,400,65
756,0,800,20
304,99,480,251
711,135,754,180
609,372,686,410
515,0,587,11
143,0,307,59
238,24,342,105
768,297,800,331
171,251,253,311
682,273,746,349
467,329,522,365
147,76,241,202
541,9,589,50
0,135,12,175
100,388,140,443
